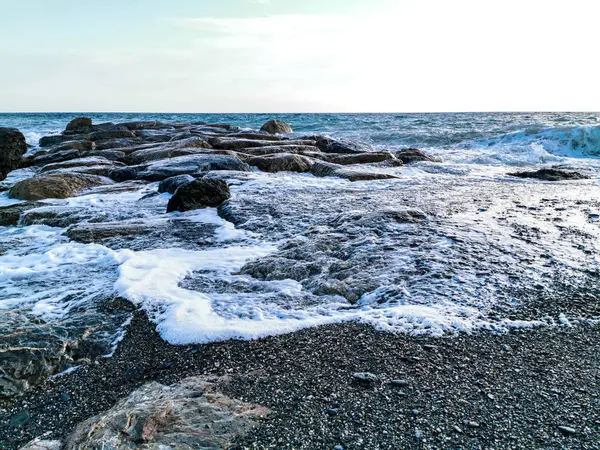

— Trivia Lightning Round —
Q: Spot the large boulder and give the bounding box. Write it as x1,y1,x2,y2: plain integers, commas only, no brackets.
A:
8,173,114,200
64,376,268,449
394,148,441,164
260,119,293,134
65,117,92,133
247,153,315,173
507,168,589,181
158,174,196,194
0,127,27,181
167,179,230,212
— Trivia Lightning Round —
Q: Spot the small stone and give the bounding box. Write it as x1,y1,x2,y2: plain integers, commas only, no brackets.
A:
411,409,419,416
415,428,422,439
334,446,344,450
502,345,511,351
423,344,437,350
391,379,408,387
558,425,576,435
487,394,495,400
453,425,463,433
9,410,30,427
352,372,377,382
466,421,480,428
326,408,339,416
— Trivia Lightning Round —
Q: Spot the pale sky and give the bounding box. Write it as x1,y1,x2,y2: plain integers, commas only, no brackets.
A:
0,0,598,112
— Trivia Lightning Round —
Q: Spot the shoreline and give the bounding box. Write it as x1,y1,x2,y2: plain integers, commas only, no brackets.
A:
1,312,598,449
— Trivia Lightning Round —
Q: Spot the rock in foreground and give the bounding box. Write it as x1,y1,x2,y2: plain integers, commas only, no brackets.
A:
0,127,27,181
8,173,114,200
64,376,268,449
167,179,231,212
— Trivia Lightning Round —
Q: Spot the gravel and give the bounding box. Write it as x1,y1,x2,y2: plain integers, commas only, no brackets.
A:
0,313,598,449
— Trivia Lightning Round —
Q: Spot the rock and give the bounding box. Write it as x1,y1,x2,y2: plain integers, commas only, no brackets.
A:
88,128,136,141
324,152,398,165
228,132,282,141
124,143,212,165
316,137,373,154
64,376,268,449
135,154,252,182
8,173,114,200
0,127,27,181
240,145,321,157
247,153,315,173
87,149,126,161
167,179,230,212
39,134,83,148
0,202,43,226
8,410,30,427
18,436,62,450
39,156,121,173
558,425,576,435
508,168,589,181
108,166,138,182
44,140,95,152
260,119,293,134
395,148,441,164
119,120,165,130
33,149,84,166
391,379,408,387
352,372,377,382
158,174,196,194
66,221,157,244
311,161,399,182
210,137,315,150
65,117,92,132
466,421,480,428
95,138,141,150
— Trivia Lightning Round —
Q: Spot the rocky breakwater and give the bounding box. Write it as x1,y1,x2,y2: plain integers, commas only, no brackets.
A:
1,117,438,403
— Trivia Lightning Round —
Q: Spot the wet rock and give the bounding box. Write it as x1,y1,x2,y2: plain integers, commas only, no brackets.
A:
39,134,84,148
33,149,83,166
240,145,321,157
108,166,138,182
395,148,442,164
158,174,196,194
120,120,165,131
311,161,399,182
95,137,142,150
167,179,231,212
558,425,576,435
136,154,251,182
87,149,126,161
44,140,95,153
316,137,373,154
247,153,315,173
64,376,269,449
21,206,107,228
508,168,589,181
0,202,43,226
65,117,92,133
391,379,409,387
9,410,31,427
260,119,293,134
210,137,315,150
0,127,27,181
88,128,136,141
66,221,157,243
228,132,282,141
8,173,114,200
39,156,122,173
124,142,212,165
324,152,398,165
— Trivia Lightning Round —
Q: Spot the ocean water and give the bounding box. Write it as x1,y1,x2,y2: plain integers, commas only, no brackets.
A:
1,112,600,355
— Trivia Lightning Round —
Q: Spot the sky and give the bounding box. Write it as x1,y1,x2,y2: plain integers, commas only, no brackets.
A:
0,0,598,112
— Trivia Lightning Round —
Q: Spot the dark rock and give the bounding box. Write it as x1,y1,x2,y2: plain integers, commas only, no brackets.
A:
108,167,138,182
391,379,408,387
260,119,293,134
33,149,83,166
40,157,121,173
311,161,399,182
167,179,230,212
158,175,196,194
316,137,373,154
95,138,142,150
66,221,157,244
87,149,126,161
119,120,164,131
9,410,30,427
45,140,95,152
0,202,43,226
395,148,441,164
65,117,92,132
241,145,322,157
135,154,251,182
324,152,398,165
247,153,315,173
124,143,212,165
508,168,589,181
0,127,27,181
558,425,576,435
210,137,315,150
8,173,114,200
39,134,84,147
88,128,136,141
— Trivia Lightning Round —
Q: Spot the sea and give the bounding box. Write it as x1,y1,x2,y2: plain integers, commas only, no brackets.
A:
1,112,600,359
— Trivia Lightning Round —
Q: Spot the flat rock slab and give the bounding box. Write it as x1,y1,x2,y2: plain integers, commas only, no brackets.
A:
8,173,114,200
64,376,269,449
